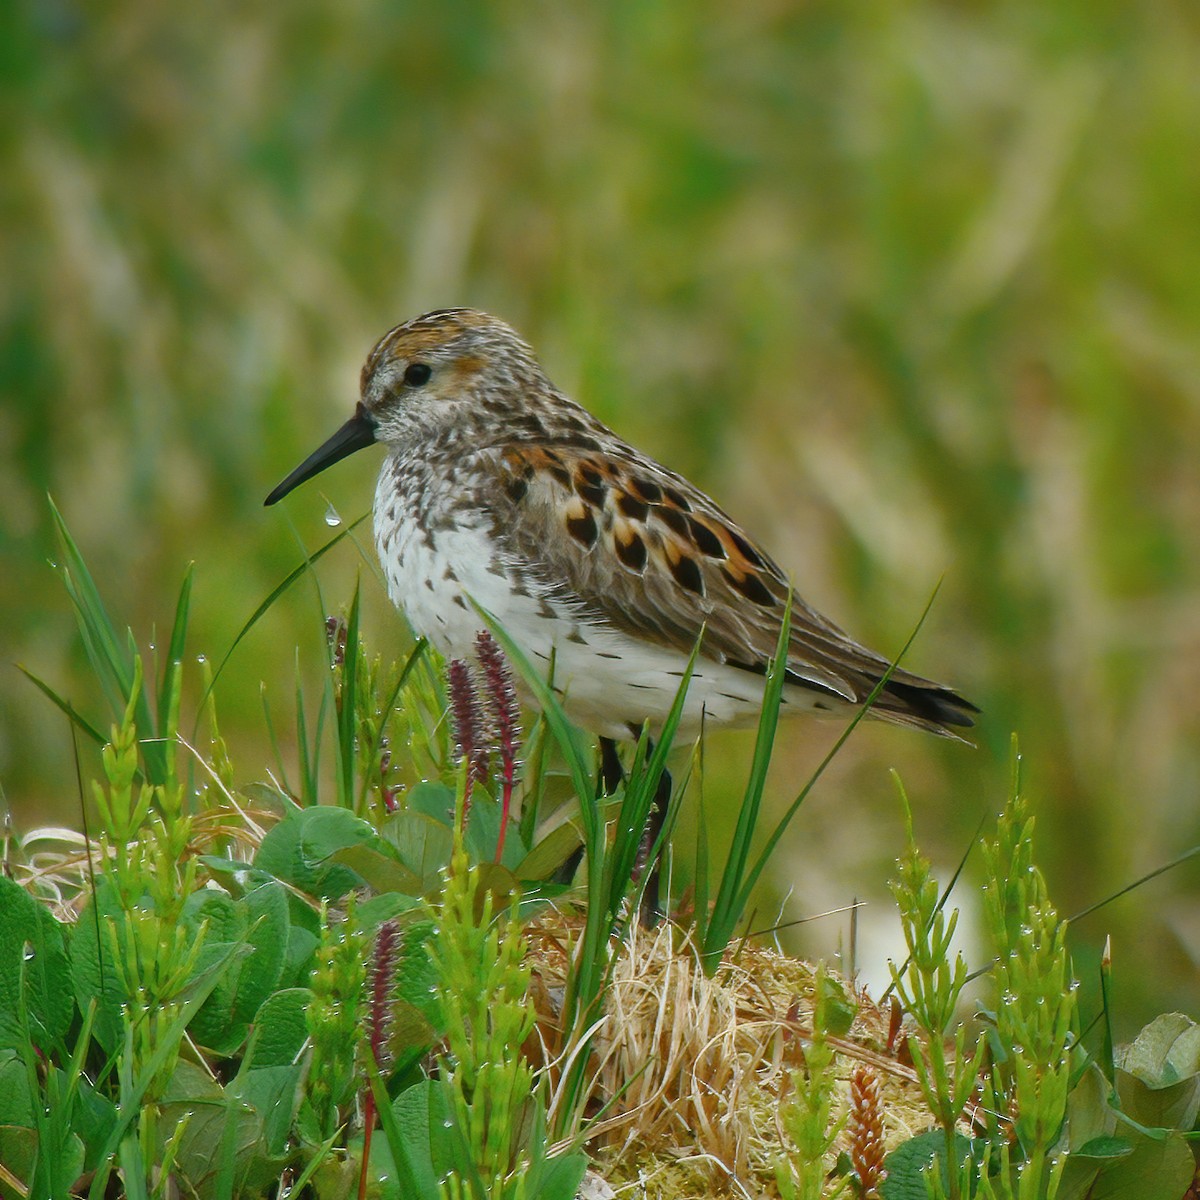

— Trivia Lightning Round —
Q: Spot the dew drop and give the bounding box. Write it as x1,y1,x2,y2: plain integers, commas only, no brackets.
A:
324,504,342,527
196,654,207,665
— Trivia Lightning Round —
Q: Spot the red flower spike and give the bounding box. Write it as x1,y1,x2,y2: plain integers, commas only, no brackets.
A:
359,919,399,1200
447,658,484,828
475,630,521,862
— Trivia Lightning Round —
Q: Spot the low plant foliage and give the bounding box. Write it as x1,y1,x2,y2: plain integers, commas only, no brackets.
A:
4,513,1197,1199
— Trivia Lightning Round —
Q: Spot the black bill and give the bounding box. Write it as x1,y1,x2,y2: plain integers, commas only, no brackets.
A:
264,407,377,506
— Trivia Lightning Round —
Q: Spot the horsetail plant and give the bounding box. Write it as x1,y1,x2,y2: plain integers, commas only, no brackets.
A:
888,778,984,1200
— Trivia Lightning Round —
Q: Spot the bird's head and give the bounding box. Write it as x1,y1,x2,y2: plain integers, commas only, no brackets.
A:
265,308,542,506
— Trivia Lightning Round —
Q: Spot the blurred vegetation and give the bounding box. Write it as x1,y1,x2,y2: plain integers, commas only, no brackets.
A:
3,1,1199,1031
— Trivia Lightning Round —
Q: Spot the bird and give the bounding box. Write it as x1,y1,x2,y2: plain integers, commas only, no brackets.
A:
265,308,977,913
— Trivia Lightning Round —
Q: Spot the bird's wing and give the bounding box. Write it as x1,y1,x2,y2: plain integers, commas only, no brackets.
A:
481,438,976,732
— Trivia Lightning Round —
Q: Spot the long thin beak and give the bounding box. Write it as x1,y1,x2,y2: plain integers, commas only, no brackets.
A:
264,407,377,506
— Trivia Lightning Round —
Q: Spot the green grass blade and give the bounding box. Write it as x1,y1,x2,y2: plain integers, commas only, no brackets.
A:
16,666,108,749
1099,936,1114,1079
358,637,429,812
337,579,362,809
49,497,134,720
732,587,942,926
693,775,711,946
157,561,194,739
259,683,292,799
604,637,700,919
294,653,318,806
699,599,790,971
199,513,369,710
1068,843,1200,923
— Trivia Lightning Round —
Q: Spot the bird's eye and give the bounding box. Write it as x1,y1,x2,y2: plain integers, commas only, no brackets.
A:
404,362,432,387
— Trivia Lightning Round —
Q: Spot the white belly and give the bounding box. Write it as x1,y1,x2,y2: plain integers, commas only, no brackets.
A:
373,472,836,741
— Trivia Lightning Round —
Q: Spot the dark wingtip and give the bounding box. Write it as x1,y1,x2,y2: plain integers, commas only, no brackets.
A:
883,678,980,730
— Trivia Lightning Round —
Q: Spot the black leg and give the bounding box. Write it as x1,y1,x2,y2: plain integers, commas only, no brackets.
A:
599,736,624,795
554,736,625,886
637,761,672,928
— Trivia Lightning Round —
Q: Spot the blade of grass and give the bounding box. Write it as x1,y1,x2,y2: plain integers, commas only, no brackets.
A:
260,683,292,799
1068,844,1200,923
16,667,107,750
48,497,131,720
337,581,363,810
294,653,319,806
731,586,943,928
198,513,369,712
363,637,429,772
699,600,791,971
604,637,700,921
357,638,429,814
157,561,194,740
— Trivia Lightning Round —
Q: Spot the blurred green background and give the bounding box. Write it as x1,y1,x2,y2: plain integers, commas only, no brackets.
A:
4,2,1199,1032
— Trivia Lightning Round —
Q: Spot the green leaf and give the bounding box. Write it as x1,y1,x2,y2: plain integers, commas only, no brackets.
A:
1066,1062,1119,1151
297,805,396,867
394,920,442,1031
231,883,291,1024
366,1064,442,1200
155,1060,254,1194
231,1064,305,1160
183,882,291,1055
247,988,312,1069
336,580,362,808
69,880,129,1053
882,1131,976,1200
280,923,319,990
381,809,454,886
407,780,457,825
816,972,857,1038
157,561,193,741
527,1151,590,1200
1116,1013,1200,1131
48,496,133,723
515,816,585,880
254,806,370,900
0,877,73,1052
0,1126,37,1196
1074,1136,1134,1160
73,1073,119,1175
702,596,791,968
1117,1011,1200,1084
328,842,422,896
384,1080,446,1200
354,892,424,929
0,1048,34,1126
1088,1129,1195,1200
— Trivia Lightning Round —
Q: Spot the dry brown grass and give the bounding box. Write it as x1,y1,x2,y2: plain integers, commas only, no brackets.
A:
527,910,934,1198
